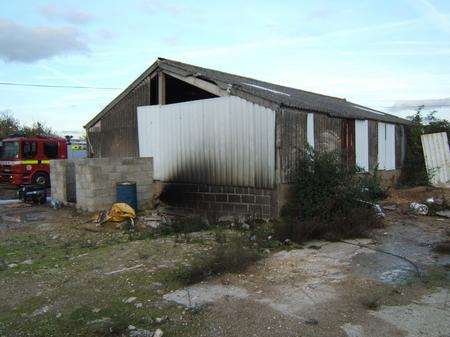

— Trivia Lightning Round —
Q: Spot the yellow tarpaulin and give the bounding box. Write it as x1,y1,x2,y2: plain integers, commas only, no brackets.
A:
93,203,136,224
107,203,136,222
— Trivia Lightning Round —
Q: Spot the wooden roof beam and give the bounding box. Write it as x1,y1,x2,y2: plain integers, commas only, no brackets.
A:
162,70,229,97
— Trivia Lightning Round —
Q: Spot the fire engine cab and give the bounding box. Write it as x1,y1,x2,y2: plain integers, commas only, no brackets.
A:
0,135,68,187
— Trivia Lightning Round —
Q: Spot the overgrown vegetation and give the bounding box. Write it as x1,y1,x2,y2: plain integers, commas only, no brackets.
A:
400,106,450,187
277,148,385,243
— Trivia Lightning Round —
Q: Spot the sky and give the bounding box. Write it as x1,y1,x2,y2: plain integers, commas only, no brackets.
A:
0,0,450,136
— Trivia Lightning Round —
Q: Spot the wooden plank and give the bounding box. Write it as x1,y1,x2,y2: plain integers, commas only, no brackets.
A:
162,70,229,97
368,120,378,171
158,71,166,105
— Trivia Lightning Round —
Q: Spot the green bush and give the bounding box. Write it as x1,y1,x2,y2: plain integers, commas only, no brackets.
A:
400,107,449,187
278,147,384,243
359,168,389,201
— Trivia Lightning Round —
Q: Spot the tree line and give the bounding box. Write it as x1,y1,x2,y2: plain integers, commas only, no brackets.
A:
0,111,54,139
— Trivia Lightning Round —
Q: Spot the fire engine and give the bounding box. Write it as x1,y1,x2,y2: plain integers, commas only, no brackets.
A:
0,135,68,187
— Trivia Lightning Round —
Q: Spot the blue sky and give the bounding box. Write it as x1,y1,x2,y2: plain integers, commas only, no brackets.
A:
1,0,449,135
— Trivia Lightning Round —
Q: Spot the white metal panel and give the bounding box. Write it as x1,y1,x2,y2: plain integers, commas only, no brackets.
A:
377,122,396,170
385,123,396,170
377,122,386,170
421,132,450,186
307,113,314,149
137,96,276,188
355,119,369,171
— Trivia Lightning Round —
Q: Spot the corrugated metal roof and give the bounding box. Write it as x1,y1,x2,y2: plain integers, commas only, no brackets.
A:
85,57,410,128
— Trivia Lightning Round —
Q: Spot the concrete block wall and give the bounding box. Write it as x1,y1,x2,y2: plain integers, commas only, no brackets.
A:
75,157,153,212
50,160,76,203
158,182,275,218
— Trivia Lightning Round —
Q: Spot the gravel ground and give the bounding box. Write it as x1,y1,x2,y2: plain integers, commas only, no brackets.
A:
0,188,449,337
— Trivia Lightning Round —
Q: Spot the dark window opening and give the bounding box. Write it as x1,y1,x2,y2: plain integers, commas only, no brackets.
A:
165,74,217,104
44,142,58,159
150,75,159,105
23,141,37,159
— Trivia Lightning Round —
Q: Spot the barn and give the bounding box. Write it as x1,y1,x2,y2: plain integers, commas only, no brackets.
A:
85,58,409,218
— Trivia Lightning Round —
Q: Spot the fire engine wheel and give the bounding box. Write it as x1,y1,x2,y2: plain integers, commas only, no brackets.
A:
33,172,49,187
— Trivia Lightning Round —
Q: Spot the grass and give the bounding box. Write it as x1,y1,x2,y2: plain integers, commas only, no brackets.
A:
0,219,213,337
1,296,200,337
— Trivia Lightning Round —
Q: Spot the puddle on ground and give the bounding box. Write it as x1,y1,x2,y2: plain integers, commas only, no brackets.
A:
351,222,450,284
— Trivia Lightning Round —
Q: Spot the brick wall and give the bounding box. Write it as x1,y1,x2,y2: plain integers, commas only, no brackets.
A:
51,157,154,212
159,182,275,218
50,160,76,203
75,157,154,212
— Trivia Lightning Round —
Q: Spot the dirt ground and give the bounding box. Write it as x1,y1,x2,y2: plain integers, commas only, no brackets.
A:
0,188,449,337
0,184,19,200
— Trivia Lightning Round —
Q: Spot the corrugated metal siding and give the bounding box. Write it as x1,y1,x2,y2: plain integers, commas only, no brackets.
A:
138,96,276,188
279,108,307,183
355,120,369,171
368,120,378,171
307,113,314,148
386,123,396,170
87,77,151,157
421,132,450,186
378,122,396,170
314,113,342,153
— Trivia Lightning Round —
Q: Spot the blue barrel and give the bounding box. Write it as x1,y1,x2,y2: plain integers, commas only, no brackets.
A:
116,181,137,210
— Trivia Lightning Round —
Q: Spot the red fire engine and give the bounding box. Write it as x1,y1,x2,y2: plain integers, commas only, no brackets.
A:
0,135,68,187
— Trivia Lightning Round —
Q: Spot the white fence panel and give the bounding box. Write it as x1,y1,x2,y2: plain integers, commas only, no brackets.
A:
421,132,450,186
137,96,276,188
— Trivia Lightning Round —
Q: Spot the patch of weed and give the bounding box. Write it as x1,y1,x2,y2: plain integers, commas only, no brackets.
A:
173,233,261,285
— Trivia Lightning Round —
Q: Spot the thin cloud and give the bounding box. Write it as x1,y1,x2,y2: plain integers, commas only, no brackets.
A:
180,19,418,59
390,97,450,111
140,0,184,16
162,35,180,46
337,49,450,56
96,28,117,40
0,18,89,63
39,4,93,25
408,0,450,34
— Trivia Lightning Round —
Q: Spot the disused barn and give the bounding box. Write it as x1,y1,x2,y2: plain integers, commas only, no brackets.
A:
85,58,409,217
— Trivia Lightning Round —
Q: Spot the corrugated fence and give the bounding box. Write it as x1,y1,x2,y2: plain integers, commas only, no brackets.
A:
421,132,450,186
